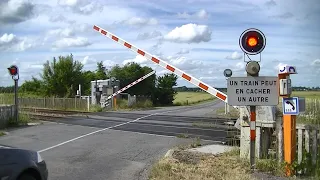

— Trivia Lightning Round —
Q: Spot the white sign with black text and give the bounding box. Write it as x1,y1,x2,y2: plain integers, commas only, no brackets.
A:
227,76,279,106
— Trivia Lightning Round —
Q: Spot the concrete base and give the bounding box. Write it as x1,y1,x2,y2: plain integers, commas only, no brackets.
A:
240,126,272,159
188,144,234,155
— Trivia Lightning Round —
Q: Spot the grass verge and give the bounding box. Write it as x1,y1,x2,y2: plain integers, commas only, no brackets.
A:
0,131,5,136
149,147,252,180
114,99,154,111
7,113,37,127
215,106,240,119
149,145,298,180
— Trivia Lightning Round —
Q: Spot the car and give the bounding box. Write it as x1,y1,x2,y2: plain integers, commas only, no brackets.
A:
0,145,48,180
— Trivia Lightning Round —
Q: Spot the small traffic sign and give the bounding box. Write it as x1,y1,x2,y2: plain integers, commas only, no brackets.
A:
283,97,299,115
278,65,297,74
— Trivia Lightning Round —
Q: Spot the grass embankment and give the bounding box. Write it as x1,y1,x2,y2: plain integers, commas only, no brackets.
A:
149,145,293,180
173,92,215,106
6,113,38,127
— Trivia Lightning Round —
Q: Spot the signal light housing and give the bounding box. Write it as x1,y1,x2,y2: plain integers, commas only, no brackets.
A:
8,65,18,76
239,28,266,55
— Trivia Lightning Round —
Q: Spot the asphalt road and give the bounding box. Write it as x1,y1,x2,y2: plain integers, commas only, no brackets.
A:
0,100,236,180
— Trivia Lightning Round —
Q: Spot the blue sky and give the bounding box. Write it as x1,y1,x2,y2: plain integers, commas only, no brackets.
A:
0,0,319,88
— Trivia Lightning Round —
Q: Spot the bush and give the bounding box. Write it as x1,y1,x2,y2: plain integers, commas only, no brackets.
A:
7,113,31,127
131,99,153,109
89,104,103,112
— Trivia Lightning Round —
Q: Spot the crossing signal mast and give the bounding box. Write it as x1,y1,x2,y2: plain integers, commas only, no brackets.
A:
239,28,266,170
7,65,19,123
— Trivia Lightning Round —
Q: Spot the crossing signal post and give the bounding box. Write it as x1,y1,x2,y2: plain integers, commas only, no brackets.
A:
7,65,19,123
278,65,298,176
239,28,266,170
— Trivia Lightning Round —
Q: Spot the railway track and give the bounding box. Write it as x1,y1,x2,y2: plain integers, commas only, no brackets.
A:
20,107,90,115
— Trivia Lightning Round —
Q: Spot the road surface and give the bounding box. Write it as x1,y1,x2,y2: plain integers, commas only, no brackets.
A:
0,100,236,180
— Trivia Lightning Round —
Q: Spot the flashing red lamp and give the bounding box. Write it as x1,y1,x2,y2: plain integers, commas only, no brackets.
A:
8,65,19,76
239,28,266,55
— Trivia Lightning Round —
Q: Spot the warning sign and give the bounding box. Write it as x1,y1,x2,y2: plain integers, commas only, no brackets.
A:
227,76,279,106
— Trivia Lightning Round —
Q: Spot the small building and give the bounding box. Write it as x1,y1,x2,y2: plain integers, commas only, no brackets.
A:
90,78,120,106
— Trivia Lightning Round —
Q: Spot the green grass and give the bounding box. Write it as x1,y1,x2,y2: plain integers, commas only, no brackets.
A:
291,91,320,99
215,106,240,119
7,113,35,127
173,92,215,106
114,98,154,110
0,131,5,136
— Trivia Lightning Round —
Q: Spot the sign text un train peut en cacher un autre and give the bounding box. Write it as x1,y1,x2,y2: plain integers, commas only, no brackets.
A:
227,76,279,106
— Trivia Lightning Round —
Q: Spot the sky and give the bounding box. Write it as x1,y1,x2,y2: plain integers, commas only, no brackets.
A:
0,0,319,88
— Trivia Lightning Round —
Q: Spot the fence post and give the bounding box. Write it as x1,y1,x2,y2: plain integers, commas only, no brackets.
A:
277,116,283,163
297,128,303,174
87,97,90,111
312,129,318,166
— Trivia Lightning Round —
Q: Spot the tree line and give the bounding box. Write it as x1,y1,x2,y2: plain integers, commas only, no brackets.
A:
2,54,179,106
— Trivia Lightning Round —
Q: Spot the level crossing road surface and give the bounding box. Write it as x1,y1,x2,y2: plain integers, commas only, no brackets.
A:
0,100,236,180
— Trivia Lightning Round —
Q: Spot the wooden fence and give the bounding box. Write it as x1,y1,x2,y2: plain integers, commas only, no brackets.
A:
277,123,320,174
0,105,15,128
0,97,89,111
18,97,89,111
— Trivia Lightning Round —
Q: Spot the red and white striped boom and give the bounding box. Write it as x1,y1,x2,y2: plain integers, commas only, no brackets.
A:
93,25,228,103
106,70,156,101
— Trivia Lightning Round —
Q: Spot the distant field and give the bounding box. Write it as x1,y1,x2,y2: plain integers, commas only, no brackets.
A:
173,92,215,105
291,91,320,99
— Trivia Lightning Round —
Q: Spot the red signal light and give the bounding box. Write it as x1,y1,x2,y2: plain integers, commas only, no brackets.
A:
239,28,266,55
8,65,18,76
247,36,258,47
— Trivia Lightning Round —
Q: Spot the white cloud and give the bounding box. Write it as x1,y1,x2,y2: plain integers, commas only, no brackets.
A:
103,60,116,68
137,30,162,40
196,9,210,19
265,0,277,8
82,55,96,65
58,0,78,7
121,17,158,26
233,62,246,72
49,14,67,22
311,59,320,66
0,0,36,25
177,48,190,55
48,27,75,37
0,33,34,52
122,55,148,65
57,0,103,15
166,56,209,71
177,9,209,19
199,77,218,80
164,23,212,43
226,51,243,60
52,37,92,49
0,0,318,88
